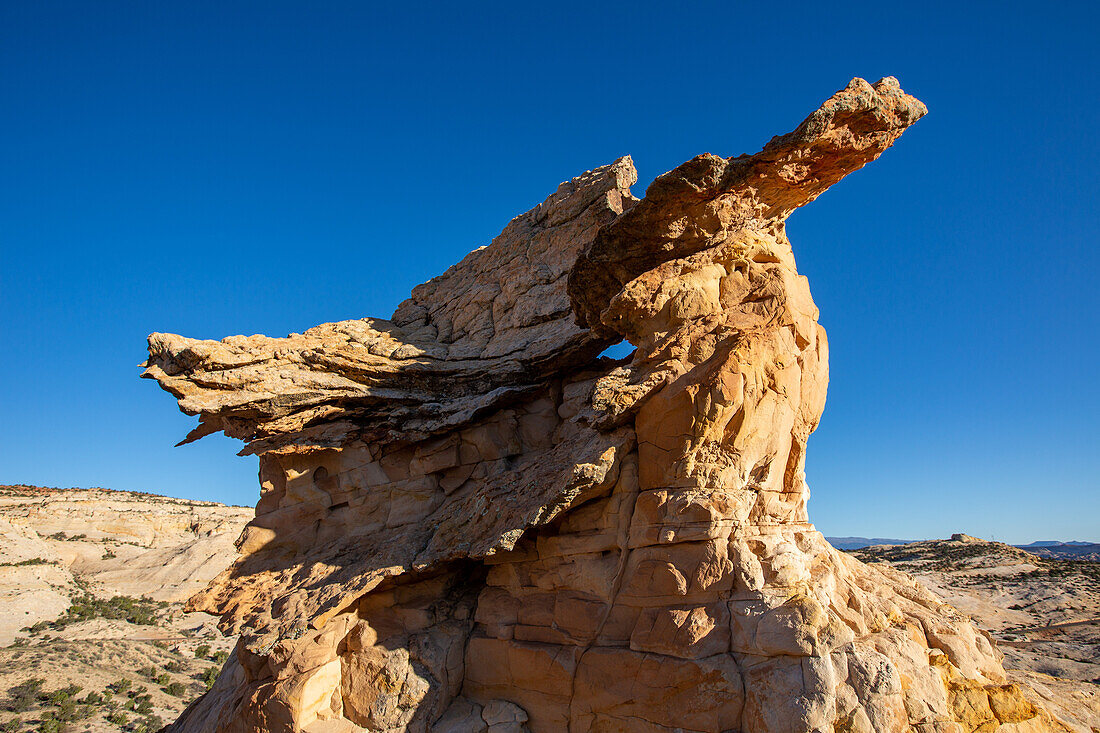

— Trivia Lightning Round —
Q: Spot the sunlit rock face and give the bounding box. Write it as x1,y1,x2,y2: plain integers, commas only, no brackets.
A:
146,78,1072,733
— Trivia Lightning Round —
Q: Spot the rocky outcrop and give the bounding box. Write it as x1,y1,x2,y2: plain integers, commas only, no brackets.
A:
146,78,1073,732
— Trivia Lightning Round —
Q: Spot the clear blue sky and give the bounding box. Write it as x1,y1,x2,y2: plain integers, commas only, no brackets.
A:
2,1,1097,543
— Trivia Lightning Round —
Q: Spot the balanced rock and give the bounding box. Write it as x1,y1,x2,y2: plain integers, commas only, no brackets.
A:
145,78,1073,732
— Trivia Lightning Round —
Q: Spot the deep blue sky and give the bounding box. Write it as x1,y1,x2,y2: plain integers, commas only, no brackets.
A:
2,1,1097,542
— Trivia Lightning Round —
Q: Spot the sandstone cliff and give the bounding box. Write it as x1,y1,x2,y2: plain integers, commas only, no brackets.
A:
145,78,1075,732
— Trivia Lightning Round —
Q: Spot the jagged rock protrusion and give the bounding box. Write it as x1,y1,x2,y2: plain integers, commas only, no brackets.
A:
147,79,1073,733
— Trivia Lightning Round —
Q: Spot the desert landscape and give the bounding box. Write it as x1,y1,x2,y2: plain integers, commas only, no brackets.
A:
118,77,1095,732
0,485,250,732
851,536,1100,731
0,487,1095,732
5,3,1097,732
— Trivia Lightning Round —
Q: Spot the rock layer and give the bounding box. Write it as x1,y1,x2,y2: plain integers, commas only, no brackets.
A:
146,78,1073,732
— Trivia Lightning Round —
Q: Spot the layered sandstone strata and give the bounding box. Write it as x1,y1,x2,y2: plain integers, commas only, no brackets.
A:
146,78,1072,732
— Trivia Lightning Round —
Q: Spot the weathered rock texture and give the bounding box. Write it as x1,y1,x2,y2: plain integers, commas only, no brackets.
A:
146,78,1073,732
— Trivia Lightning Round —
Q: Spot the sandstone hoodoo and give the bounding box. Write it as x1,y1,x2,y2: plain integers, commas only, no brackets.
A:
145,78,1072,732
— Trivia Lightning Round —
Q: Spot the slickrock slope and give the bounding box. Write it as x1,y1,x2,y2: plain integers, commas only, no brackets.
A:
852,537,1100,732
145,78,1074,732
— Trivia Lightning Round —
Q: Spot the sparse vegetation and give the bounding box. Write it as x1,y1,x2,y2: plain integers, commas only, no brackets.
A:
106,679,132,696
24,595,166,635
0,557,53,567
2,679,100,730
163,681,186,698
193,644,211,659
200,666,220,688
5,678,45,712
0,485,250,731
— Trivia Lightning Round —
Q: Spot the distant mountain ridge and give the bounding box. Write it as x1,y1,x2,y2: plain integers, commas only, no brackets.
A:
825,536,917,550
826,535,1100,560
1014,541,1100,561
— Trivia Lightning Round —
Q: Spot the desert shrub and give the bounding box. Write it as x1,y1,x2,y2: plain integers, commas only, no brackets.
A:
101,548,116,559
38,595,163,632
164,660,187,673
193,644,211,659
106,710,128,726
211,650,229,664
163,682,186,698
79,691,103,707
137,666,156,681
54,698,78,722
24,621,50,635
132,714,163,733
36,718,63,733
0,557,52,567
0,718,20,732
106,679,131,696
6,677,46,712
47,685,81,705
200,666,220,688
152,674,169,687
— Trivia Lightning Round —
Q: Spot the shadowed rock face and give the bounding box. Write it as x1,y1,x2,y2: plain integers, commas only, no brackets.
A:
146,78,1072,733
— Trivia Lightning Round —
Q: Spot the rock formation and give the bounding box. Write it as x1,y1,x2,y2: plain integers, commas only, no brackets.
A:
145,78,1073,732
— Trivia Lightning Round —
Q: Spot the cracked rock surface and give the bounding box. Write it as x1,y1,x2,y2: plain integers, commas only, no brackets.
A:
146,78,1075,732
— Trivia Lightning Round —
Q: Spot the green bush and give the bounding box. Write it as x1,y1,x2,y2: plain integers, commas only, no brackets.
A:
201,666,220,688
133,714,163,733
193,644,211,659
30,594,163,634
54,698,78,722
211,650,229,664
5,677,45,712
106,710,128,726
163,682,186,698
46,685,80,705
0,557,52,567
36,718,63,733
106,679,131,696
79,691,103,706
